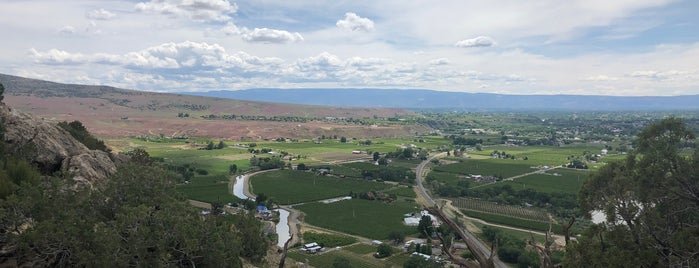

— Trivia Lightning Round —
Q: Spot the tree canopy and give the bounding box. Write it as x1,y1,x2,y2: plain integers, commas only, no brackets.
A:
567,117,699,267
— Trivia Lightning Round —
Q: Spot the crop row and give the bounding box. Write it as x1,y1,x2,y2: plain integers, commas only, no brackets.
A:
450,197,548,222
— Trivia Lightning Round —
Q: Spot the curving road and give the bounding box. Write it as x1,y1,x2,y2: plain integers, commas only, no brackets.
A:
415,153,507,268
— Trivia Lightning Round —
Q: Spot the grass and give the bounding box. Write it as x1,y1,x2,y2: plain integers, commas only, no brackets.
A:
434,159,536,179
297,199,419,240
302,232,357,247
469,145,606,166
383,186,417,198
344,243,378,254
287,249,387,268
463,210,563,233
470,221,547,244
250,170,390,204
507,168,589,194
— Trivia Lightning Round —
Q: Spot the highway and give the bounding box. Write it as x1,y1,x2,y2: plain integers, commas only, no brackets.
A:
415,153,507,268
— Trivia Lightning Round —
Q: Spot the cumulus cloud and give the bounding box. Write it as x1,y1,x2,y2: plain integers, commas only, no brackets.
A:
135,0,237,22
336,12,374,32
30,41,282,70
241,28,304,43
30,48,87,64
586,75,618,81
221,22,242,35
429,58,450,66
86,8,116,20
58,25,77,35
455,36,497,48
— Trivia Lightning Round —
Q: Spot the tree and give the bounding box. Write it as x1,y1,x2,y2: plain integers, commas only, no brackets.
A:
388,231,405,245
0,82,4,102
375,243,392,258
417,215,433,237
217,140,225,149
377,157,388,166
373,151,380,162
340,136,347,143
403,255,440,268
567,118,699,267
296,163,307,170
229,164,237,174
126,148,153,165
206,141,215,150
332,257,351,268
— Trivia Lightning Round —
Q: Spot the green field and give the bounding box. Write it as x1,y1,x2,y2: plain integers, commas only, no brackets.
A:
344,243,378,254
469,145,607,166
434,159,536,179
297,199,419,240
479,168,590,194
383,186,417,198
463,210,562,233
287,249,388,268
302,232,357,247
250,170,391,204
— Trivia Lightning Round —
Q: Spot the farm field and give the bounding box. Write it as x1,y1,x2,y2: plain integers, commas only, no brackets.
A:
450,198,549,222
479,168,590,194
468,145,607,166
462,210,562,233
434,159,536,179
296,199,418,240
250,170,391,204
384,186,417,198
287,248,390,268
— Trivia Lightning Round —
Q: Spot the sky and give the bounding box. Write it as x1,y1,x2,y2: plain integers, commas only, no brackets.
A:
1,0,698,96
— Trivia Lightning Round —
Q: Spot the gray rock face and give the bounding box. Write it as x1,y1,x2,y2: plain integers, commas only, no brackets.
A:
1,105,117,186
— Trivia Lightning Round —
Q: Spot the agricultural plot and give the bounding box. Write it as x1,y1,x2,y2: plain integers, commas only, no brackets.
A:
113,138,253,203
302,232,356,247
462,210,562,233
434,159,535,179
468,145,606,166
450,198,549,222
297,199,418,240
250,170,390,204
287,249,387,268
383,186,417,198
479,169,590,194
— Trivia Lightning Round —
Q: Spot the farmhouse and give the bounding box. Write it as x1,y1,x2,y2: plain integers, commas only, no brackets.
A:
301,242,323,254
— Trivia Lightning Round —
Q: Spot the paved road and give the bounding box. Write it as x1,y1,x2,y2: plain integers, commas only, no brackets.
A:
415,153,507,268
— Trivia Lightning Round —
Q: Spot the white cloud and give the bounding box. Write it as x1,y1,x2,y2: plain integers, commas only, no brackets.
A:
86,9,116,20
135,0,237,22
241,28,304,43
58,25,77,35
586,75,618,81
429,58,450,66
455,36,497,48
29,48,87,64
336,12,374,32
30,41,283,71
221,22,241,35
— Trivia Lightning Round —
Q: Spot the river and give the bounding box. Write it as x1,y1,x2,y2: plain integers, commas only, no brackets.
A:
275,209,291,248
232,175,248,200
233,175,290,248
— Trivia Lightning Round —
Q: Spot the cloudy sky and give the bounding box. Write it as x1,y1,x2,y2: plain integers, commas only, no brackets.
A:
1,0,698,96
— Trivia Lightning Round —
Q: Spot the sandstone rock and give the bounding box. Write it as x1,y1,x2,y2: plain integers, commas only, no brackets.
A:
1,104,118,186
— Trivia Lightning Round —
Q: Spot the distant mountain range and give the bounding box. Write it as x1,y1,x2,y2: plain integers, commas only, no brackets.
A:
180,88,699,111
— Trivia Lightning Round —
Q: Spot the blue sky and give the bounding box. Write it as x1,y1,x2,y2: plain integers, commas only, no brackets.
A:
0,0,697,96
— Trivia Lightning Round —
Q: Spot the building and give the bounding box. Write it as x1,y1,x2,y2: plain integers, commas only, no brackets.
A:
301,242,322,254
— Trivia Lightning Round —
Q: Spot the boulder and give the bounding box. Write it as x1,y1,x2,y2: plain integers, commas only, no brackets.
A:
1,104,117,186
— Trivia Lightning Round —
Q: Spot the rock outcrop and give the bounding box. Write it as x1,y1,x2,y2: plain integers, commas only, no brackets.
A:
1,104,117,186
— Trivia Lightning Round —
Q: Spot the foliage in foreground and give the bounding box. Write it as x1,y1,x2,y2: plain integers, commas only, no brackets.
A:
567,118,699,267
0,161,268,267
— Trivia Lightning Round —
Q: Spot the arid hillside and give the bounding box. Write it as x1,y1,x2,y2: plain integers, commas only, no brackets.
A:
0,74,430,140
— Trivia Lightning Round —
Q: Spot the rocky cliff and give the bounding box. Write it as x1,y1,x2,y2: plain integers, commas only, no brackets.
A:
1,104,119,187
